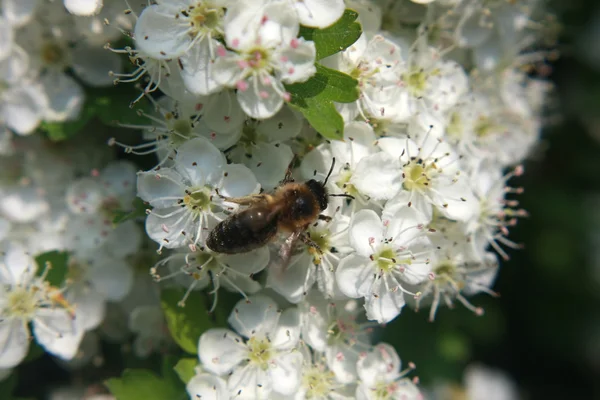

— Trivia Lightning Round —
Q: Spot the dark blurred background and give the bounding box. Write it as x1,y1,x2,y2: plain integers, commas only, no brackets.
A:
384,1,600,398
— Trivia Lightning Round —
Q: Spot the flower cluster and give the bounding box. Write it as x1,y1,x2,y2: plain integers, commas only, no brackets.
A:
0,0,558,398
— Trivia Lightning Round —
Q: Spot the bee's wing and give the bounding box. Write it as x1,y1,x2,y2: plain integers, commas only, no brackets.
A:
268,231,302,279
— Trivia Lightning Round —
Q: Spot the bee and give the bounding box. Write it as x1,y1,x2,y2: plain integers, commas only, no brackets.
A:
206,158,347,260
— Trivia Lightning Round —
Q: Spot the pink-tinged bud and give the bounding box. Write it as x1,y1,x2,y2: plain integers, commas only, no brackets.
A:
236,80,249,91
290,38,299,49
217,46,227,57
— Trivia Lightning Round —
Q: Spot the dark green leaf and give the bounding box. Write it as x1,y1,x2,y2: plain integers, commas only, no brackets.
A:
160,288,213,355
286,64,359,140
94,86,152,127
22,341,44,363
174,358,198,384
35,251,69,287
0,372,17,400
105,369,184,400
112,197,150,225
299,9,362,60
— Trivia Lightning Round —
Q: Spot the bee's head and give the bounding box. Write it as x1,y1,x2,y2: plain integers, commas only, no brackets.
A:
306,179,328,211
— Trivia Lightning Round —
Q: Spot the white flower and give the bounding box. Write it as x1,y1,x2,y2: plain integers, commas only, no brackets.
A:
464,364,519,400
186,372,229,399
133,0,230,95
198,295,303,399
336,208,433,323
271,346,355,400
267,213,352,303
151,245,269,308
300,121,379,205
299,292,373,384
0,242,77,368
213,1,316,118
128,305,173,358
228,105,301,189
137,137,259,250
356,343,421,400
64,0,103,16
379,134,478,222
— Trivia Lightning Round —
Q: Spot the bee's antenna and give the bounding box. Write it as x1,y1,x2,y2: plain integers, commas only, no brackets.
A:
323,157,336,186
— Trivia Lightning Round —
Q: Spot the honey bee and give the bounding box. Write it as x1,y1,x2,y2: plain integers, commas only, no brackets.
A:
206,158,348,260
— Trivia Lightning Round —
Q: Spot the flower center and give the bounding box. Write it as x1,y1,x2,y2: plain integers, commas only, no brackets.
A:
373,381,398,400
402,160,435,191
474,116,502,138
336,169,359,197
247,336,273,370
446,111,463,140
307,228,330,264
40,41,69,69
183,187,212,214
7,287,38,319
373,247,398,272
187,3,224,37
303,365,336,398
245,47,272,74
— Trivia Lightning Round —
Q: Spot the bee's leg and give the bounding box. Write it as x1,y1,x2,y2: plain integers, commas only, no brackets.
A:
214,189,266,206
300,232,322,253
318,214,332,222
280,155,297,184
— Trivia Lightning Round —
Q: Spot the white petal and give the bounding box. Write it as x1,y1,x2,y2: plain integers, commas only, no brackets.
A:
145,207,191,249
0,241,36,285
187,373,229,400
243,142,293,190
356,343,401,385
432,179,478,222
198,329,246,375
269,351,303,395
222,246,270,275
137,168,184,208
335,254,374,298
66,177,105,214
40,73,85,122
100,161,138,204
326,343,359,384
364,278,405,324
267,253,314,304
271,308,301,350
2,85,43,135
64,0,103,16
0,319,29,369
278,39,316,84
70,284,106,332
202,90,246,134
174,137,225,185
348,209,383,257
134,4,189,59
0,185,49,223
236,78,285,120
211,163,259,198
180,38,223,95
256,105,302,142
350,152,402,200
228,295,280,338
34,327,84,361
294,0,345,28
103,221,142,259
2,0,37,26
87,257,133,301
71,44,121,86
228,365,271,400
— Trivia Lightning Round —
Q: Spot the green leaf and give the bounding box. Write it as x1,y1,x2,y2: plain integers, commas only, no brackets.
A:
112,197,150,225
160,288,213,355
0,372,17,400
299,9,362,60
22,342,44,363
286,64,359,140
106,369,184,400
174,358,198,384
40,100,96,142
35,251,69,287
94,86,152,127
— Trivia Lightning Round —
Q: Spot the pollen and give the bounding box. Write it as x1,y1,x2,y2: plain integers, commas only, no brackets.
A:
247,336,273,370
187,3,225,37
303,365,336,398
